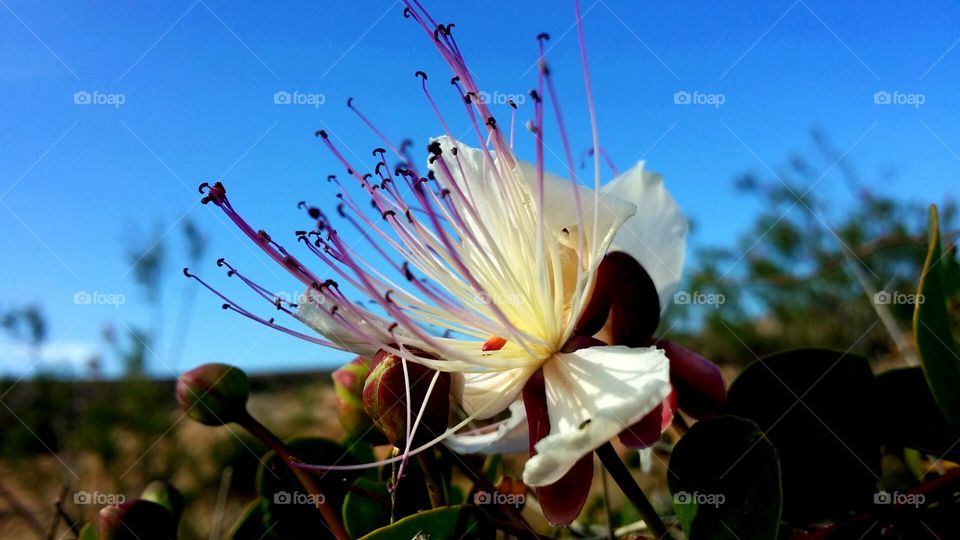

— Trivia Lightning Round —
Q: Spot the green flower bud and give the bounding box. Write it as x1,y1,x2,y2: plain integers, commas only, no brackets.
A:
362,350,451,447
333,357,387,443
98,500,176,540
139,481,184,524
176,363,249,426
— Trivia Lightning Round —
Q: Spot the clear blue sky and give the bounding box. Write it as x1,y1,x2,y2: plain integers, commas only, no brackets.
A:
1,0,958,378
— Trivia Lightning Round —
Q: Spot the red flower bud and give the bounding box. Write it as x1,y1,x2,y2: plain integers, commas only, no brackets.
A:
362,350,451,447
175,363,249,426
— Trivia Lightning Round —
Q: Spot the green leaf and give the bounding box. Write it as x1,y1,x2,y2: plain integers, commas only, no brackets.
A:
875,367,960,461
358,506,491,540
228,500,278,540
668,416,781,540
257,437,361,539
78,523,100,540
914,205,960,429
725,348,879,523
342,478,390,538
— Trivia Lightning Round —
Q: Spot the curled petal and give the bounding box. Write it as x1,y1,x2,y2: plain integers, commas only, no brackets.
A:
619,388,676,449
444,401,529,455
602,161,687,311
576,251,660,346
655,339,726,418
522,345,670,486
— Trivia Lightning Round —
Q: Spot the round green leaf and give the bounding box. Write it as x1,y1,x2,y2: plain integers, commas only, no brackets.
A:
358,505,491,540
725,348,879,523
342,477,390,538
668,416,781,539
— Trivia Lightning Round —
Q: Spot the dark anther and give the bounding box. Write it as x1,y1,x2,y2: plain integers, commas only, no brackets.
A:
330,305,340,316
363,173,373,180
403,262,415,281
388,322,399,333
274,298,283,309
427,170,436,180
347,97,354,107
295,230,306,237
561,227,569,234
311,281,320,291
336,193,343,199
385,290,395,303
347,168,354,175
508,99,518,109
382,178,393,189
400,139,413,152
337,203,346,217
216,258,226,267
450,76,460,85
199,181,226,205
375,162,387,175
267,318,275,324
308,207,321,220
315,129,328,138
403,6,412,18
486,116,497,129
537,32,550,42
428,155,438,164
198,182,209,193
327,174,336,182
221,303,230,310
440,188,451,198
428,141,442,155
540,61,550,75
257,230,272,243
227,270,236,277
530,90,541,103
298,201,307,209
393,166,406,176
382,210,397,221
451,147,458,155
446,23,455,33
415,70,428,80
321,279,339,290
372,147,386,157
405,209,413,223
182,267,192,277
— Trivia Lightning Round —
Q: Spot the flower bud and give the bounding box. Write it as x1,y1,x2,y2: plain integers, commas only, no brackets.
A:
139,481,184,524
98,500,176,540
333,357,387,443
176,363,249,426
362,350,451,446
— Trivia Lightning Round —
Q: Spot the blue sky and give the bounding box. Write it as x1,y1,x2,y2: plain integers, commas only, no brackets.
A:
1,0,958,378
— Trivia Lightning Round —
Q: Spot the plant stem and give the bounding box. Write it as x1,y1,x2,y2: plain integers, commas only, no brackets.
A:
596,442,672,539
416,451,447,508
237,410,348,540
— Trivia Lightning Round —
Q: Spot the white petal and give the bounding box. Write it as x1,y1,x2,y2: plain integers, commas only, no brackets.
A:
516,159,636,267
522,345,670,486
452,366,536,420
445,401,529,454
602,161,687,311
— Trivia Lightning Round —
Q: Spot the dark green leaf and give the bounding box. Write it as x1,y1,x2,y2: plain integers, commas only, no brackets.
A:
342,478,390,538
875,367,960,461
78,523,100,540
914,205,960,429
668,416,781,539
725,348,879,523
228,500,278,540
358,506,491,540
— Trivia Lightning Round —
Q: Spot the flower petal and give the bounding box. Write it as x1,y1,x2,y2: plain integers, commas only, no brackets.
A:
655,339,726,418
522,345,670,486
619,388,676,449
452,366,536,420
444,401,529,454
602,161,687,311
